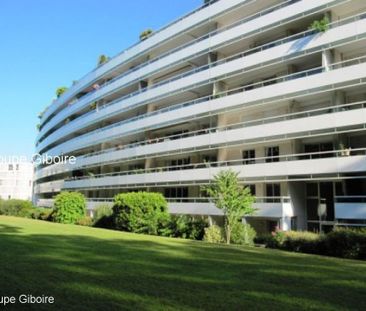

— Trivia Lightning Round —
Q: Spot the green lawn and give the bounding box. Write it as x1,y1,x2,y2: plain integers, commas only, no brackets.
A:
0,216,365,311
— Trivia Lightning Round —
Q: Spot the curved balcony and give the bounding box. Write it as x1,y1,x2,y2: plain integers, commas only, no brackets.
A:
35,196,294,220
39,0,249,125
37,12,366,150
38,0,340,137
54,148,366,191
39,54,366,157
34,100,366,181
168,197,293,218
34,179,64,194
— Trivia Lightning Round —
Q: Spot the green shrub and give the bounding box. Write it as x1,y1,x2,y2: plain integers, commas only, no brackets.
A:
93,204,114,228
231,222,256,246
262,229,366,260
0,199,34,217
160,215,208,240
53,192,86,224
38,208,54,221
281,231,321,254
76,216,93,226
112,192,169,235
203,225,224,244
324,229,366,259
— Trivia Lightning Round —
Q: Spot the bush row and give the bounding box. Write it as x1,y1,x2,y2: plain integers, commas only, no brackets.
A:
0,199,54,220
257,229,366,260
0,193,257,245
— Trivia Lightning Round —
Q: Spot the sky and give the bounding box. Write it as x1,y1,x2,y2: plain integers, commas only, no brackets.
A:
0,0,202,158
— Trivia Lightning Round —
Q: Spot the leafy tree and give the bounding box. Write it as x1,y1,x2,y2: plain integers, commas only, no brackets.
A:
53,191,86,224
56,86,68,98
113,192,169,235
201,169,256,244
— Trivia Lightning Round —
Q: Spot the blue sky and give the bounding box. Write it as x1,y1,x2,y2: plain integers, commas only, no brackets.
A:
0,0,201,158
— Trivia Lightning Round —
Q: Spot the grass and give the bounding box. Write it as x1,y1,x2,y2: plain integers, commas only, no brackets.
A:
0,216,365,311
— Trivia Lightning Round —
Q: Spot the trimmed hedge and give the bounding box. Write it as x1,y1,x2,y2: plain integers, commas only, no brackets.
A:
262,229,366,260
113,192,169,235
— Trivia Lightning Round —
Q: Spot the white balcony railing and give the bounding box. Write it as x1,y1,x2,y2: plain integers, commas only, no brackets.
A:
39,54,366,157
34,100,366,181
34,149,366,192
35,195,294,219
64,148,366,183
40,0,248,124
38,10,366,147
168,196,293,218
39,0,342,135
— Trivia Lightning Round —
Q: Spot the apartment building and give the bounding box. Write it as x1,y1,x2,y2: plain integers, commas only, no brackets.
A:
0,162,33,200
34,0,366,233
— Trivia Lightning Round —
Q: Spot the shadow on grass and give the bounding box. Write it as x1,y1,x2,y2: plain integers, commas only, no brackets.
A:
0,222,366,311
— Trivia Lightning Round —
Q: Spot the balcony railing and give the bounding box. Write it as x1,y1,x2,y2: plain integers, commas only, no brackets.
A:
166,196,291,204
40,0,229,122
40,0,299,122
41,52,366,157
38,8,365,143
78,100,366,159
83,196,291,204
65,147,366,182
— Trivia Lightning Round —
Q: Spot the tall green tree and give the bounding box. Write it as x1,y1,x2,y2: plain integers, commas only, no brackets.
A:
201,169,256,244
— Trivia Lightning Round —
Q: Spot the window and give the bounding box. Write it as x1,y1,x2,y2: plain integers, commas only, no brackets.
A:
128,164,144,171
8,164,13,171
169,158,190,170
304,143,333,158
164,187,188,198
266,183,281,197
16,164,19,171
263,75,277,86
245,184,256,195
243,149,255,164
306,183,318,197
265,146,279,162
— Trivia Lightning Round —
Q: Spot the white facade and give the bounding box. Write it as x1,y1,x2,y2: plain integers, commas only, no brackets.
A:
34,0,366,233
0,162,33,201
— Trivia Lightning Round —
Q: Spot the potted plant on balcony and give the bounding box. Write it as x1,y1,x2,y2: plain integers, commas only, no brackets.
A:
139,29,153,41
309,16,330,33
97,54,109,66
90,102,97,111
56,86,68,98
339,143,351,156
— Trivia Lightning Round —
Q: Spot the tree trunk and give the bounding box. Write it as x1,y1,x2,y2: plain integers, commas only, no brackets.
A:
226,224,230,244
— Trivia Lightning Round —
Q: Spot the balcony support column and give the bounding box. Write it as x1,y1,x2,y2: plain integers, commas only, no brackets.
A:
322,49,334,72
